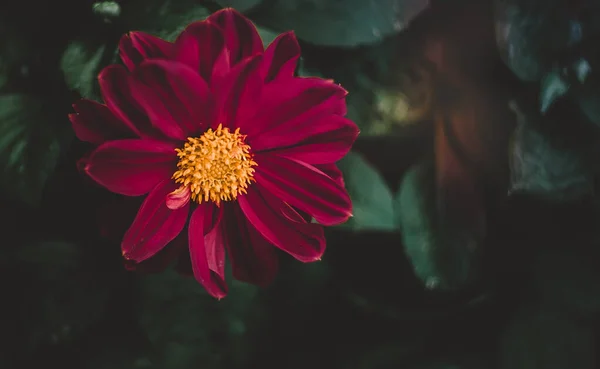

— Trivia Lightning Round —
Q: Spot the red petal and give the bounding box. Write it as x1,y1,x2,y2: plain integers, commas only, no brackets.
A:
122,180,189,262
124,232,187,273
254,154,352,226
238,186,325,262
174,21,226,84
207,8,263,65
131,60,214,138
98,65,163,139
253,115,358,162
70,99,134,144
315,163,345,188
261,31,301,83
84,139,177,196
188,203,228,298
242,77,347,137
224,204,278,287
213,54,263,129
119,32,173,71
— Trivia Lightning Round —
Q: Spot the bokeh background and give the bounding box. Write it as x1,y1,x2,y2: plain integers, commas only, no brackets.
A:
2,0,600,368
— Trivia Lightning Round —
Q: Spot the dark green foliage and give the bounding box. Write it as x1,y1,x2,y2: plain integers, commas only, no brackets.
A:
2,0,600,368
250,0,429,47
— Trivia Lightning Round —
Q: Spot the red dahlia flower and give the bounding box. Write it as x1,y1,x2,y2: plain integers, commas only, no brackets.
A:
69,8,358,298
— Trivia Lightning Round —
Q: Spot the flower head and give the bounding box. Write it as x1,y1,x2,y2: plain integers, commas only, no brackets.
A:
69,8,358,298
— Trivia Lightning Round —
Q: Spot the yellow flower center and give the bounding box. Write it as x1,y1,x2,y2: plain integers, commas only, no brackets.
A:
172,124,257,205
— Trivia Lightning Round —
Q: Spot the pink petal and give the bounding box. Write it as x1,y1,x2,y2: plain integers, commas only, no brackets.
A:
166,186,191,210
238,186,325,262
70,99,134,144
213,54,263,129
261,31,301,83
188,203,228,298
223,204,278,287
122,180,189,262
253,115,359,162
207,8,263,65
119,32,173,71
98,65,163,139
131,60,214,138
84,139,177,196
254,154,352,226
241,77,347,137
174,21,226,83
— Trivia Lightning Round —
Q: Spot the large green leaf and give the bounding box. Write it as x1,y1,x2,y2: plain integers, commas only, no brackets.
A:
252,0,429,47
61,42,108,100
135,268,266,369
394,159,480,290
0,94,70,206
335,151,395,231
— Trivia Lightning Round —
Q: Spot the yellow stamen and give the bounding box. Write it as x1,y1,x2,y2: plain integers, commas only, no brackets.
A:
171,124,257,206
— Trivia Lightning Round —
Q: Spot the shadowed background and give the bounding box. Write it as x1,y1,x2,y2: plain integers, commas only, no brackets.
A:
1,0,600,368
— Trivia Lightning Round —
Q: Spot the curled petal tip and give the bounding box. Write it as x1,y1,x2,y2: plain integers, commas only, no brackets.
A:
166,186,191,210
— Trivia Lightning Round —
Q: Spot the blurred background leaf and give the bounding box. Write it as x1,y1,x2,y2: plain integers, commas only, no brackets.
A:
336,151,396,231
214,0,263,12
0,94,71,207
250,0,430,47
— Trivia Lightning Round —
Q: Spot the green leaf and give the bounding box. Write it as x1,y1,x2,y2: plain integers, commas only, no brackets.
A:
17,241,112,349
539,70,570,113
499,305,594,369
252,0,429,47
135,268,266,369
120,0,211,41
0,94,70,206
120,0,279,48
215,0,263,12
508,101,594,202
61,42,108,100
394,160,479,290
335,151,395,231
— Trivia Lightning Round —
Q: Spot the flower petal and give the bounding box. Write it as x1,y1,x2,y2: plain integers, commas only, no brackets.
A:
238,186,325,262
70,99,134,144
223,204,278,287
254,154,352,226
207,8,263,65
261,31,301,83
213,54,263,129
174,21,226,83
122,180,189,262
315,163,345,188
124,232,187,273
254,115,359,162
119,32,173,71
131,60,214,138
98,65,163,139
241,77,347,137
84,139,177,196
188,203,228,298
